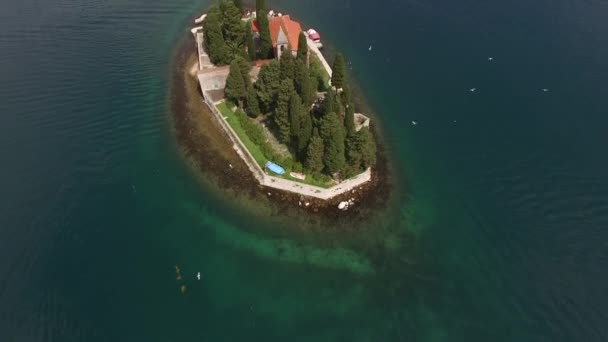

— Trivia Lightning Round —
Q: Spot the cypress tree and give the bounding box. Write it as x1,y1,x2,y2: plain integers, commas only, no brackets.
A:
203,7,228,65
274,79,294,143
305,128,324,174
225,59,247,106
346,127,376,170
246,24,256,61
235,56,251,89
295,61,313,106
256,0,265,11
254,60,280,112
344,102,355,136
360,127,377,168
297,32,308,61
257,10,273,59
234,0,243,12
319,112,346,174
341,83,352,106
289,93,303,145
220,0,245,53
322,89,337,117
331,53,346,90
298,109,313,156
246,87,261,117
280,51,296,80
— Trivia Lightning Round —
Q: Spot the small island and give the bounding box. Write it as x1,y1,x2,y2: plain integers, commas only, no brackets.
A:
186,0,380,207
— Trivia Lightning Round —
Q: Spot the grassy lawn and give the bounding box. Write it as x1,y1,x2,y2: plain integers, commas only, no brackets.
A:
275,171,333,189
217,102,333,189
216,102,266,167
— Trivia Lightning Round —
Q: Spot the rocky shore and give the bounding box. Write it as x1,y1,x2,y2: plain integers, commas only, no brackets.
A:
169,36,395,224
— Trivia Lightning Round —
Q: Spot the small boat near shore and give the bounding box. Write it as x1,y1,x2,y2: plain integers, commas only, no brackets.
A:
307,29,323,49
290,172,306,180
265,161,285,175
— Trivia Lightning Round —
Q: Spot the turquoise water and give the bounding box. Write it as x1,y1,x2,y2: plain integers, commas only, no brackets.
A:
2,0,608,340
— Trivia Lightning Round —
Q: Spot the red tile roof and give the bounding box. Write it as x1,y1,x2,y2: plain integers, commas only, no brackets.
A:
251,20,259,33
251,15,302,52
271,15,302,51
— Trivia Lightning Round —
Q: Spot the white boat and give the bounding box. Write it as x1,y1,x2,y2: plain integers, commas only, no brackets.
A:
290,172,306,180
470,88,476,92
307,29,323,49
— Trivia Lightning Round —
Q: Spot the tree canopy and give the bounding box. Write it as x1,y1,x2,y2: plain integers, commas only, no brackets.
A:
297,32,308,61
245,24,256,61
257,10,273,59
305,128,324,174
274,79,295,143
225,59,247,105
346,127,376,170
319,112,346,174
246,87,261,117
254,60,281,113
256,0,265,11
331,53,346,90
203,1,248,65
295,60,314,108
203,6,227,65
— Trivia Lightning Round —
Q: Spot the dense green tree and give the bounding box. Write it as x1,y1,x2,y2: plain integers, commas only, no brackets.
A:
234,56,251,89
319,112,346,173
254,60,281,112
289,93,303,143
203,6,228,65
295,61,314,106
220,0,245,59
341,83,352,106
246,87,261,117
220,0,243,42
225,59,247,106
322,89,337,117
256,0,265,11
297,32,308,61
233,0,243,12
298,109,313,156
245,24,256,61
305,128,324,174
344,102,355,136
331,53,346,90
346,127,376,170
274,79,295,143
257,10,273,59
280,50,296,80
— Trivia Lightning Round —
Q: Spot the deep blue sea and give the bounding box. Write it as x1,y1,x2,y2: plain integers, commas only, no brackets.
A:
2,0,608,340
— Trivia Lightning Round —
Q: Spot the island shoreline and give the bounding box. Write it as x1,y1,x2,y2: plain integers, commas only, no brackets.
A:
169,25,398,224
